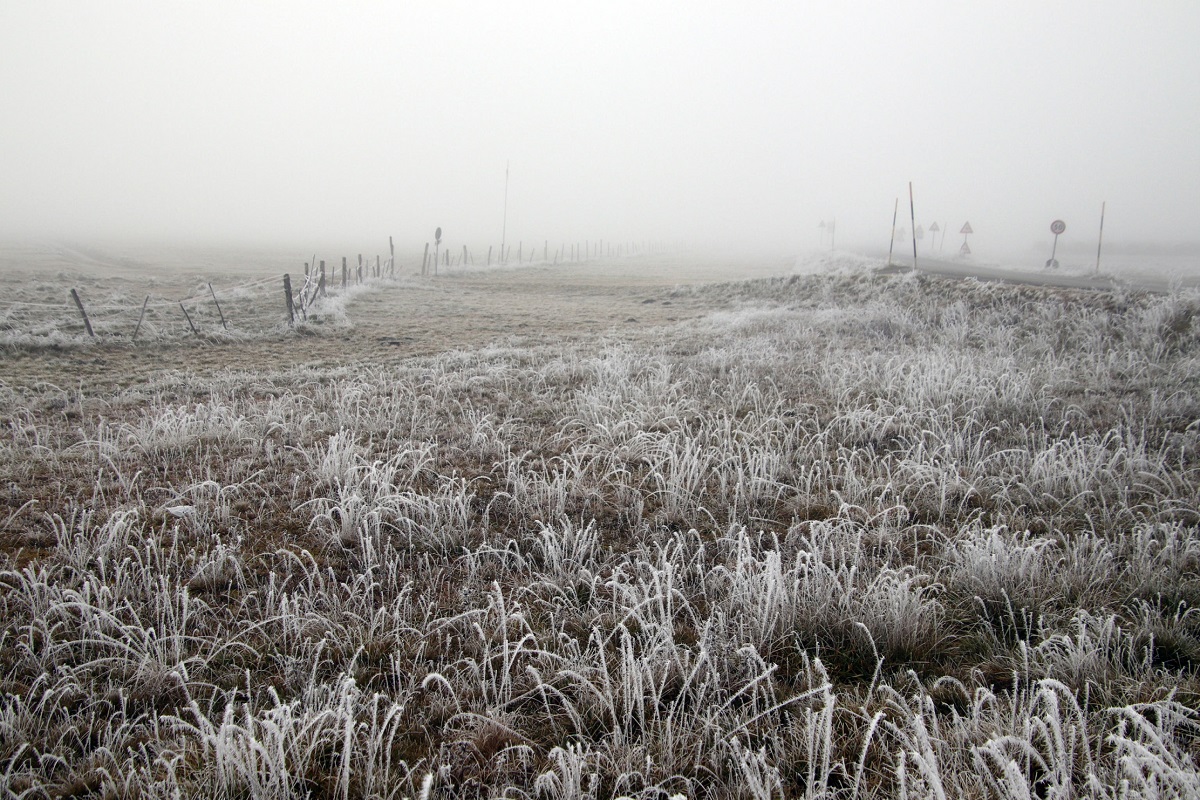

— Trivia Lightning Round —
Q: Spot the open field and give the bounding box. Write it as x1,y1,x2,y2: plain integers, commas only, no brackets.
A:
2,247,1200,798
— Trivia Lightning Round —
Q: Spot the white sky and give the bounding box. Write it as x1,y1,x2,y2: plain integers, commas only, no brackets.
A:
2,1,1198,256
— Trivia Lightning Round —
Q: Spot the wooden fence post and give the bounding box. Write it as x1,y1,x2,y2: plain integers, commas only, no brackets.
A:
283,274,295,326
318,261,327,297
70,288,95,337
375,255,380,277
487,245,492,266
422,243,429,276
132,295,150,340
208,283,228,329
342,257,347,290
180,302,200,337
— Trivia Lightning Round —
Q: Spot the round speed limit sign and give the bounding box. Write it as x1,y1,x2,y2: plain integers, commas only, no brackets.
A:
1050,220,1066,235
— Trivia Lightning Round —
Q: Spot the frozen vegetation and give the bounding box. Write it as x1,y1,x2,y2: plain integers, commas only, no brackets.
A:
1,265,1199,797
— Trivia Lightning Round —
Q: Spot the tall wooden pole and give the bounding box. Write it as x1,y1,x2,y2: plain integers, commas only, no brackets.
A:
501,160,509,263
909,182,918,269
1096,201,1106,275
888,198,899,265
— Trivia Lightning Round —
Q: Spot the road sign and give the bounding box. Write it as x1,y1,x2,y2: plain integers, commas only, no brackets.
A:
1046,219,1066,268
915,225,925,240
959,221,974,257
435,227,442,245
929,222,940,232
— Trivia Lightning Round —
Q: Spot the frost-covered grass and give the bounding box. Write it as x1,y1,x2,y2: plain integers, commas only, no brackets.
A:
0,266,399,350
1,269,1200,797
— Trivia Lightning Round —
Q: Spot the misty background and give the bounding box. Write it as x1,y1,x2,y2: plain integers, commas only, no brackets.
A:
2,2,1198,262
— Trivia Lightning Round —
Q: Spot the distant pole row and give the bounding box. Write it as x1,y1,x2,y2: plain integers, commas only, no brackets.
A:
417,234,673,275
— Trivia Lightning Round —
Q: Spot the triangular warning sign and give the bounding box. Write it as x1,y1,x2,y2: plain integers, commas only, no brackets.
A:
960,222,974,234
960,241,972,255
929,221,940,232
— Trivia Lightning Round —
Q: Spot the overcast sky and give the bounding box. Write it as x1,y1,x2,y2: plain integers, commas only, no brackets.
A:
2,2,1198,256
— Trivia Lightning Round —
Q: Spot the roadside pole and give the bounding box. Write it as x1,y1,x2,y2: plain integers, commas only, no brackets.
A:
909,182,918,270
887,199,898,266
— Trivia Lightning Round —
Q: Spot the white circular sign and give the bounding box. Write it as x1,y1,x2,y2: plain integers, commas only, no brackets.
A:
1050,220,1066,235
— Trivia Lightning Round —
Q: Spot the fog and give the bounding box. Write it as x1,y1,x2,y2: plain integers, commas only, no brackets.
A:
2,2,1198,260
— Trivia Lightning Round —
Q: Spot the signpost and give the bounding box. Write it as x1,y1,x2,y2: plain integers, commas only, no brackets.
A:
1046,219,1066,269
929,221,941,253
959,222,973,256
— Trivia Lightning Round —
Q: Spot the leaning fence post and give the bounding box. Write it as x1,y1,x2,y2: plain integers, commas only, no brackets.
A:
179,302,200,337
132,295,150,340
389,237,395,276
69,288,95,337
208,283,228,329
283,274,295,326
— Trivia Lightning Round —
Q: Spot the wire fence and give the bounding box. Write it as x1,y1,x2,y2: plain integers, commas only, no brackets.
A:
0,257,396,346
0,237,674,347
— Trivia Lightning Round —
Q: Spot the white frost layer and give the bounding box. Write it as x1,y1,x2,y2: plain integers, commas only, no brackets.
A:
792,250,888,275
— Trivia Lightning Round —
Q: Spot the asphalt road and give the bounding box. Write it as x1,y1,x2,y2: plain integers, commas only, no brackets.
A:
875,255,1197,293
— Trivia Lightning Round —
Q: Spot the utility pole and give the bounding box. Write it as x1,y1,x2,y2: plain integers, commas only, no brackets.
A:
501,160,509,263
